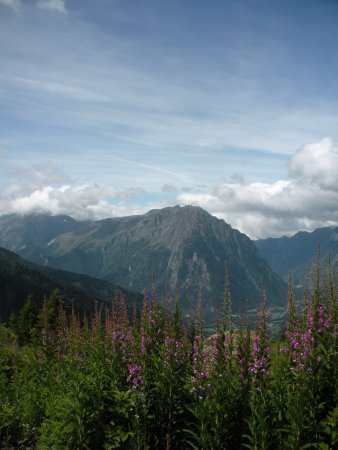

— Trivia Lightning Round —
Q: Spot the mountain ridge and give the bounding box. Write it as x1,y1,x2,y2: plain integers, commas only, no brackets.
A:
0,206,287,313
254,226,338,284
0,246,143,322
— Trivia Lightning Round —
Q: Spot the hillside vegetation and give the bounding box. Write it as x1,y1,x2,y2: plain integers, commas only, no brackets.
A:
0,247,143,322
0,262,337,449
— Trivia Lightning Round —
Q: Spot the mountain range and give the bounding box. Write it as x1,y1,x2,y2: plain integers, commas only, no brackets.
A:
0,206,287,316
254,226,338,285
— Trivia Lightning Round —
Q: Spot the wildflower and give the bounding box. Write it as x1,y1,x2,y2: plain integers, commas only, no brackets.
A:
190,334,211,397
249,333,270,380
333,324,338,338
127,363,143,390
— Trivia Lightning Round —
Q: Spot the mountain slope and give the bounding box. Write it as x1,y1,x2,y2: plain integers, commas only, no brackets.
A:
0,213,87,251
0,207,287,312
255,226,338,283
0,247,143,322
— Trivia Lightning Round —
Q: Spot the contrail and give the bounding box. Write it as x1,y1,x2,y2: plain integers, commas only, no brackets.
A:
110,155,192,182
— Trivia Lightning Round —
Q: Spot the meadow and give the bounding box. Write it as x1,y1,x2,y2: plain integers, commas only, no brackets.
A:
0,265,337,449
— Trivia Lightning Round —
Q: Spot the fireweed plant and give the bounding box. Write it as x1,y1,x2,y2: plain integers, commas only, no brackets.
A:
0,264,337,449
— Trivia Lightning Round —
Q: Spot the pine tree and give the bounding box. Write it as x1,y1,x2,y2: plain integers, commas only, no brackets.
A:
17,295,38,345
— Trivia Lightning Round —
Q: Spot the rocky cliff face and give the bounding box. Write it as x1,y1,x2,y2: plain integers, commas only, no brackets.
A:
0,206,287,312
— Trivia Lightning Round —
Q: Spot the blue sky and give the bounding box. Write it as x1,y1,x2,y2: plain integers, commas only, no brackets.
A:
1,0,338,238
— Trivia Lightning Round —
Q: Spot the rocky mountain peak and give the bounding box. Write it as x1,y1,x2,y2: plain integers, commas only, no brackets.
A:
0,207,286,314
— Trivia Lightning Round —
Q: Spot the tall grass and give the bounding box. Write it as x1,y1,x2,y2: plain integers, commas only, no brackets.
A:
0,265,337,449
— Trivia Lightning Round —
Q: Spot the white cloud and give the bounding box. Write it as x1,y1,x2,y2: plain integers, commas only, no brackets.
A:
37,0,67,14
1,183,149,221
1,138,338,240
177,137,338,238
0,163,152,220
288,137,338,191
0,0,21,12
4,162,71,193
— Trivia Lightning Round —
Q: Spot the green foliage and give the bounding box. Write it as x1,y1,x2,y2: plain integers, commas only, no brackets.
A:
16,295,39,345
318,406,338,449
0,246,143,323
0,265,337,449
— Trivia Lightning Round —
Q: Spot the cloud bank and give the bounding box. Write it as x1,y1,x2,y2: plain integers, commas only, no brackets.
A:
178,138,338,238
1,182,151,221
1,138,338,239
0,163,151,221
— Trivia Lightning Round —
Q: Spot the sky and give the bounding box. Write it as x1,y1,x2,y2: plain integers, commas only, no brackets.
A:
1,0,338,239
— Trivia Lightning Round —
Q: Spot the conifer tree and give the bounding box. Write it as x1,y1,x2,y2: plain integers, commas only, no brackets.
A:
17,295,38,345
